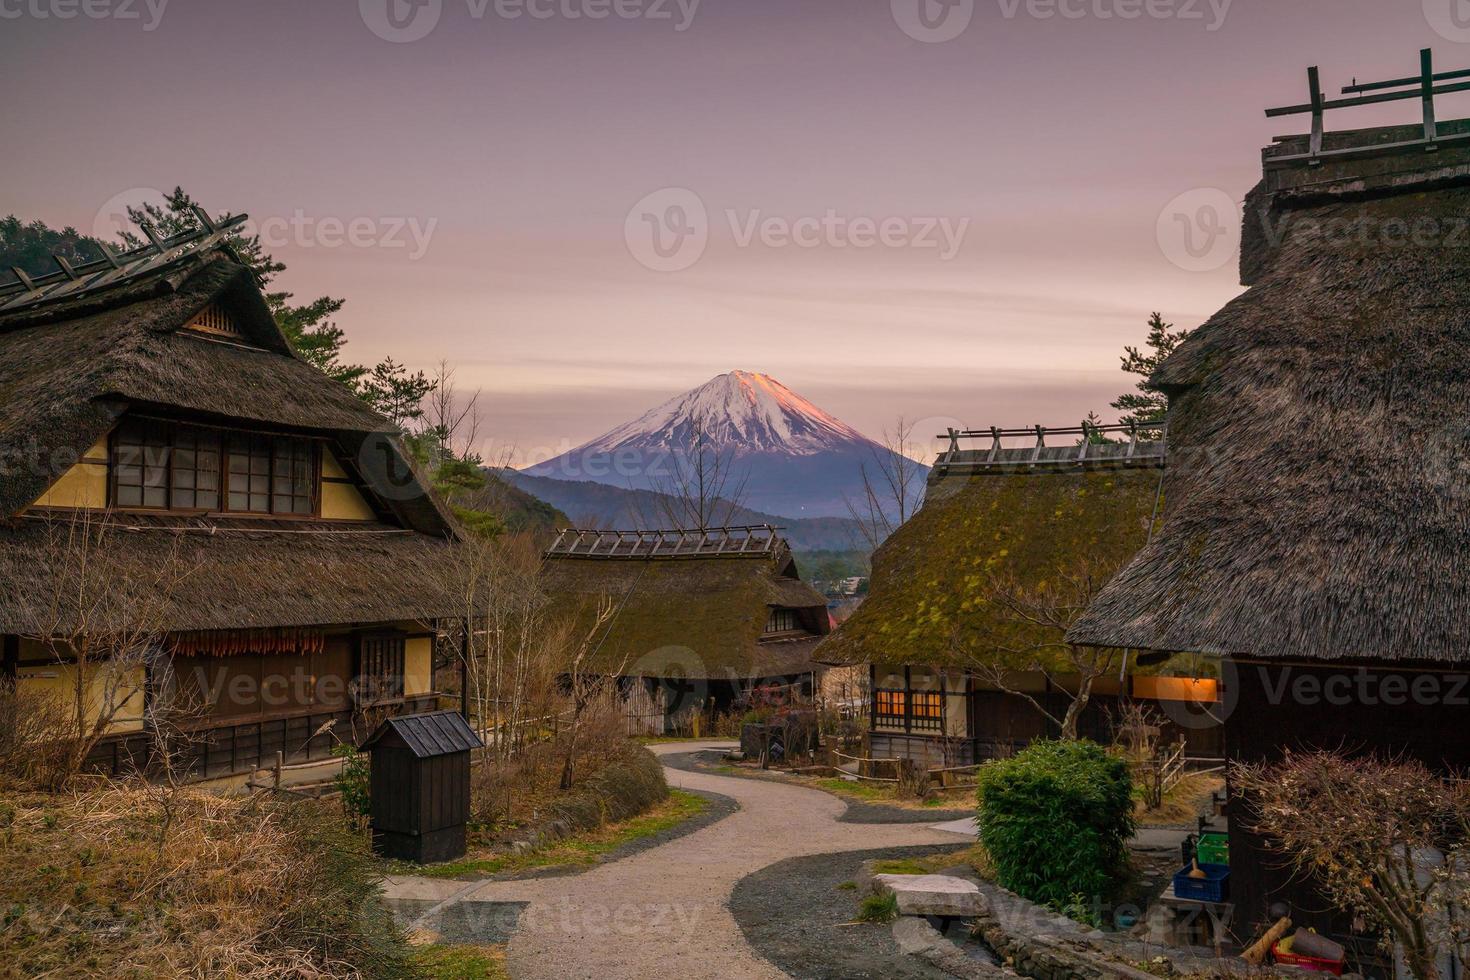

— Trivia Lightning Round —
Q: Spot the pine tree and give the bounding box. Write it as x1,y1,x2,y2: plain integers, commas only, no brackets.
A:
119,189,368,388
1111,312,1191,428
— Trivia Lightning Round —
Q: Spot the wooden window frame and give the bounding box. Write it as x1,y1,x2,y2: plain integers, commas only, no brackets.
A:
871,667,945,735
109,417,321,518
354,633,406,708
764,607,800,635
874,688,907,728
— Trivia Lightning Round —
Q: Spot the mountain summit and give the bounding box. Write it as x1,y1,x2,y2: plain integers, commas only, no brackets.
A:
522,371,924,519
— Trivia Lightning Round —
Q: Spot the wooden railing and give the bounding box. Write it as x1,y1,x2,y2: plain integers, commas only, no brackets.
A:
546,525,781,560
931,421,1166,477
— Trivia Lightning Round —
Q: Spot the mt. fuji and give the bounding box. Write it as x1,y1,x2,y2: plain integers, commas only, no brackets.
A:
521,371,925,519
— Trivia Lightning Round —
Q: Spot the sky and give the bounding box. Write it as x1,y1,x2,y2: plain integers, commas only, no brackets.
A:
4,0,1469,465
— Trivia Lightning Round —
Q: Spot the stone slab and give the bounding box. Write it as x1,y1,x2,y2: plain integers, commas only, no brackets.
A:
874,873,986,918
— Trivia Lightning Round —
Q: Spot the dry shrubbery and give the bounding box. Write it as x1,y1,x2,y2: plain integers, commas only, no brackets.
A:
469,686,632,831
0,686,78,792
1235,751,1470,980
0,785,413,979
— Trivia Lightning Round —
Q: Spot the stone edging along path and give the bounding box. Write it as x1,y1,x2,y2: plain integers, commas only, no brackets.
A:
383,740,976,980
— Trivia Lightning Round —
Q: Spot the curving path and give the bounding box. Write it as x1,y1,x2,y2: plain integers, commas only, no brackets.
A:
384,741,971,980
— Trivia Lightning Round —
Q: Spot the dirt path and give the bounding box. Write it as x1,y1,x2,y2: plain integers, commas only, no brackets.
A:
384,741,970,980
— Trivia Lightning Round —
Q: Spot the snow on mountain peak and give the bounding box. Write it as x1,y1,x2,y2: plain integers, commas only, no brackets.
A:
573,370,875,458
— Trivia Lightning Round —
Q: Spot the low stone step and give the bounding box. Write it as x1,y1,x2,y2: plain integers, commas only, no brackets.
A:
873,873,986,918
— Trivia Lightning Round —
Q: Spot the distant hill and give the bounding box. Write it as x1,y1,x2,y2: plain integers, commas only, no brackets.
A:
474,470,570,538
521,370,927,520
498,469,875,553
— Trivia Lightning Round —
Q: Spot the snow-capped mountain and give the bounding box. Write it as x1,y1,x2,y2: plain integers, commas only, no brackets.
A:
523,371,926,520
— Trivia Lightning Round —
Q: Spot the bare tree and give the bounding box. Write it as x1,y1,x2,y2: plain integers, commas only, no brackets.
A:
17,511,194,778
639,412,750,531
1234,751,1470,980
843,416,926,550
948,557,1120,741
422,359,483,464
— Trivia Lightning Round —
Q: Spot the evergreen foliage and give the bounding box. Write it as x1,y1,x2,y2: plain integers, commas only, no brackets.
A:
1111,312,1192,428
976,739,1135,909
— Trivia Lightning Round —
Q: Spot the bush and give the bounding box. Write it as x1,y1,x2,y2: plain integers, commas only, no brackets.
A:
976,739,1135,909
333,743,371,820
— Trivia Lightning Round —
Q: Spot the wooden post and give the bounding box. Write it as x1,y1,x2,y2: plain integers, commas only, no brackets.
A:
1422,47,1439,148
273,750,283,792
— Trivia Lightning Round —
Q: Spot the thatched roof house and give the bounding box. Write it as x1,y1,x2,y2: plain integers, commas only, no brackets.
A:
818,442,1163,670
813,424,1216,765
541,526,829,727
1068,126,1470,662
0,214,458,780
1067,57,1470,957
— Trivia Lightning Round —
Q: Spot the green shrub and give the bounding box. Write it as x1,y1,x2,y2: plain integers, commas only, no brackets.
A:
976,739,1135,910
333,743,371,819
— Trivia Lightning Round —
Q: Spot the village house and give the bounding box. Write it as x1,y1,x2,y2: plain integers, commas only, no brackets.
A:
1068,53,1470,965
541,525,830,734
0,214,459,782
817,422,1220,768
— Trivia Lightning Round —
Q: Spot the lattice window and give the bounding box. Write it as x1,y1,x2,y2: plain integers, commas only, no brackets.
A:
765,607,799,634
112,418,170,509
910,691,944,733
875,689,907,727
186,304,242,337
171,426,221,511
271,439,314,515
111,418,317,516
356,634,406,706
227,435,272,513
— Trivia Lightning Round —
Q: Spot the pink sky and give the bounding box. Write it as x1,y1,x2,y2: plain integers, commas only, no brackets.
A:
5,0,1468,464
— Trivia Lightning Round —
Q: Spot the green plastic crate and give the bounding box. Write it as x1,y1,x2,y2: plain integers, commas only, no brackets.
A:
1196,832,1229,866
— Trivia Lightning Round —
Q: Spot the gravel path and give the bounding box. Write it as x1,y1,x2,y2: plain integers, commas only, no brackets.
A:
731,846,966,980
384,740,970,980
660,749,976,824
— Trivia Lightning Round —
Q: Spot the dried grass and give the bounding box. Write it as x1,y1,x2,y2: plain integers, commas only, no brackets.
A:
0,785,413,979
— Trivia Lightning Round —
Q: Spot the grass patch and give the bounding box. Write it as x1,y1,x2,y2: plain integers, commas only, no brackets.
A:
1134,773,1225,826
873,844,994,879
400,790,708,879
812,777,894,801
855,892,899,924
807,776,973,810
837,880,859,891
412,944,509,979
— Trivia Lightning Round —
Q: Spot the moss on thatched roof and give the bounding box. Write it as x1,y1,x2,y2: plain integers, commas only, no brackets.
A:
543,543,829,680
1070,130,1470,663
0,515,455,634
817,466,1162,669
0,253,454,538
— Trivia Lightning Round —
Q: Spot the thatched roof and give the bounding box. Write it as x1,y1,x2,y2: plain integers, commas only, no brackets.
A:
1069,123,1470,663
0,249,454,538
0,515,456,635
817,465,1162,669
542,538,829,680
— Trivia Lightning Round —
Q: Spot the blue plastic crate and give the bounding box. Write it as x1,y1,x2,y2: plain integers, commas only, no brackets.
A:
1173,863,1230,903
